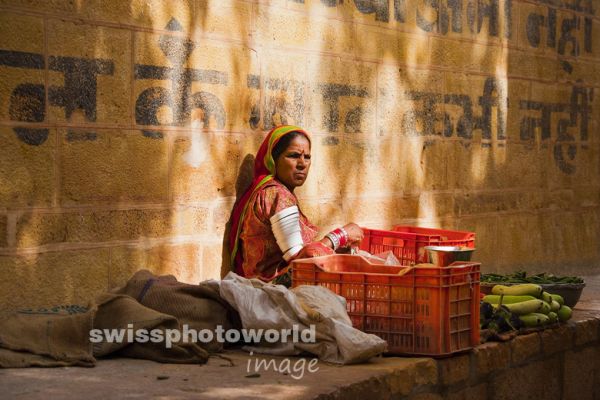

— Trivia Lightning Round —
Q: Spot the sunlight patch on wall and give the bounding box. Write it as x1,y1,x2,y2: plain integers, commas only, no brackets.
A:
183,120,208,168
493,59,509,167
417,189,439,226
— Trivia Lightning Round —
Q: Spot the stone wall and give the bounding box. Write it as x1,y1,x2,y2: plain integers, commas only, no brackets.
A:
0,0,599,309
321,315,600,399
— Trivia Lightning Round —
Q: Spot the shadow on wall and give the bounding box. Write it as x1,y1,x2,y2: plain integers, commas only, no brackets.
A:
1,1,224,310
220,153,255,279
2,0,598,311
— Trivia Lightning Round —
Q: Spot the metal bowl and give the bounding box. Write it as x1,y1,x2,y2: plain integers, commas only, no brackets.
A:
424,245,475,267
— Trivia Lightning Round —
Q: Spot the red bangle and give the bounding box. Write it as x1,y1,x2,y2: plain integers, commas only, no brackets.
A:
332,228,348,248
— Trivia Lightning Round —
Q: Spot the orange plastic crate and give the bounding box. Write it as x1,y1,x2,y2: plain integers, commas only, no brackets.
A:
359,225,475,265
291,255,480,357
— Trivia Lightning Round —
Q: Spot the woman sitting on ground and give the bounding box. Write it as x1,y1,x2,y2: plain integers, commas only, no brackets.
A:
229,125,364,285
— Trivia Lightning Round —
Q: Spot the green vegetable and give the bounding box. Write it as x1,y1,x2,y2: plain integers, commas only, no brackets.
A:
550,294,564,306
519,313,550,327
482,295,537,304
482,271,584,284
540,301,551,315
541,291,552,303
492,284,543,297
480,302,522,332
491,299,545,315
557,305,573,322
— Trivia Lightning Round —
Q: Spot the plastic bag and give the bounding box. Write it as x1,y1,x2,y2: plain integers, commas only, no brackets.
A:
355,249,401,265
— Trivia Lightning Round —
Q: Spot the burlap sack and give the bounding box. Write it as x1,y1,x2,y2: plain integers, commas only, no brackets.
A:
0,270,240,368
112,270,241,353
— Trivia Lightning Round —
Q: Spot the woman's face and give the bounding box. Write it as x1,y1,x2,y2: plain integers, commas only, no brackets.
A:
274,135,311,191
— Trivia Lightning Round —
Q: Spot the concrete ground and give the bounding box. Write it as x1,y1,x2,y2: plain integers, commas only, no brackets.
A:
0,352,439,400
577,274,600,309
1,275,599,400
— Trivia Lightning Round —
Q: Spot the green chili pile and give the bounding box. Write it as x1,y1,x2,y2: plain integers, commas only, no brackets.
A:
481,271,584,284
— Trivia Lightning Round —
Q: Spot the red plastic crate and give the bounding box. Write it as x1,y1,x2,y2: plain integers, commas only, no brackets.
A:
359,225,475,265
291,255,480,357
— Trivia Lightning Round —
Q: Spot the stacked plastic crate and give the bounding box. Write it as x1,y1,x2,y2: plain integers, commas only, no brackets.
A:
291,226,480,357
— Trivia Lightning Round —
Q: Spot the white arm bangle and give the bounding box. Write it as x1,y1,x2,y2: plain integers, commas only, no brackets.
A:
325,232,340,250
283,244,303,262
270,206,304,259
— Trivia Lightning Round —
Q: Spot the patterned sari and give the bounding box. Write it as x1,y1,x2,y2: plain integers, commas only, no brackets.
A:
228,125,333,282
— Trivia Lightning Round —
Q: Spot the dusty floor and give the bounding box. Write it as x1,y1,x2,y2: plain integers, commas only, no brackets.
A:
1,274,599,399
0,349,436,399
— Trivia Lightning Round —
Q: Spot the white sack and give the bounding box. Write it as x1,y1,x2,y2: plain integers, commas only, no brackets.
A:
217,272,387,365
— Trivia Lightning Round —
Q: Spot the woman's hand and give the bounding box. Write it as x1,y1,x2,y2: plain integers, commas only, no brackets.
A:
320,223,364,250
343,223,364,246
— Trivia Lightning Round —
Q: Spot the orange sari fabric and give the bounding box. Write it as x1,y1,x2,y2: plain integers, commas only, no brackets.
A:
239,179,320,281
